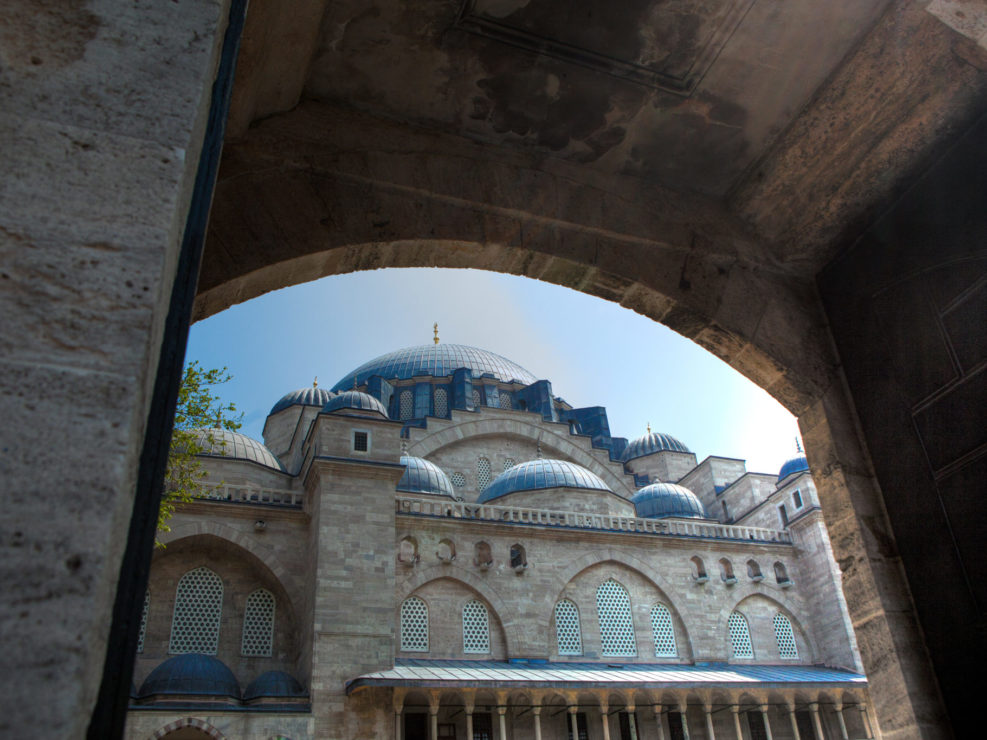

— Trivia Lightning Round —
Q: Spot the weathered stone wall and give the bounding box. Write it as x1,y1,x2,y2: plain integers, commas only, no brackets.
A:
124,710,314,739
624,450,699,486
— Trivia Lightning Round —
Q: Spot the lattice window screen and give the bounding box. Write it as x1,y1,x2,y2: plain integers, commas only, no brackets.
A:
241,588,276,657
472,388,482,407
650,603,677,657
169,567,223,654
450,472,466,488
477,457,492,490
554,599,583,656
399,390,414,420
503,458,516,472
773,613,799,659
498,391,512,409
137,590,150,653
728,611,753,658
462,600,490,653
400,597,429,652
434,387,448,417
596,579,637,657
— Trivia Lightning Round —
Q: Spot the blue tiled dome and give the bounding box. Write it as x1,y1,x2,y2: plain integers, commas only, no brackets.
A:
138,654,240,700
332,344,538,390
621,431,691,462
243,670,307,701
193,429,285,472
270,386,334,415
632,482,709,520
778,454,810,483
323,390,389,418
478,459,613,503
397,456,455,498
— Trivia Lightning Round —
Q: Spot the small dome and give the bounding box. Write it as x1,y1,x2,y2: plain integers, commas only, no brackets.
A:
621,431,691,462
397,456,455,498
243,670,307,701
632,482,709,520
323,390,389,418
193,429,285,472
138,654,240,700
778,454,810,483
478,459,612,503
270,386,335,415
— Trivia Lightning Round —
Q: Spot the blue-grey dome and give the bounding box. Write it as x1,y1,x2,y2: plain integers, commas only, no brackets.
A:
397,456,455,498
631,482,708,520
138,654,240,700
332,344,538,390
778,454,810,483
193,429,285,472
621,431,691,462
323,390,389,418
478,459,612,503
243,670,307,701
270,386,334,415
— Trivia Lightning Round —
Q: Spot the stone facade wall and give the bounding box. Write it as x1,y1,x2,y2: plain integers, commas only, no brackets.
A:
490,488,637,517
625,450,699,485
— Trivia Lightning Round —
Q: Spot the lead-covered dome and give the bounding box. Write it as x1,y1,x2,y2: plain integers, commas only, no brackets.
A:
397,456,455,498
193,429,285,472
270,386,334,415
778,454,809,484
621,431,691,462
243,671,307,701
631,482,708,520
138,654,240,700
332,344,538,390
478,459,612,503
323,390,389,418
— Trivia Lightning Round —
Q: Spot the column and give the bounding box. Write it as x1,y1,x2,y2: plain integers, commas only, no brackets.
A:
859,702,874,739
653,704,666,740
428,691,440,740
759,705,774,740
599,701,612,740
679,704,691,740
834,703,849,740
786,706,802,740
570,706,580,740
464,691,475,740
703,704,716,740
393,689,405,740
810,703,825,740
532,705,543,740
626,704,638,740
731,706,743,740
497,705,507,740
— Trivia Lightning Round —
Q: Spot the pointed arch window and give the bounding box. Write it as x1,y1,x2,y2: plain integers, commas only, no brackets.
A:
477,457,492,490
773,613,799,659
400,596,429,652
399,390,414,420
241,588,276,657
728,611,753,659
596,579,637,657
169,566,223,654
462,600,490,654
554,599,582,656
433,387,448,417
650,603,677,657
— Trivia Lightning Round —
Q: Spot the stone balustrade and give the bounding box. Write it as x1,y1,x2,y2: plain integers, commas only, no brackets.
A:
202,484,304,507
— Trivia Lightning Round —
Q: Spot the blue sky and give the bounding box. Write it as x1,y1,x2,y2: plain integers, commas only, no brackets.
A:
186,268,800,476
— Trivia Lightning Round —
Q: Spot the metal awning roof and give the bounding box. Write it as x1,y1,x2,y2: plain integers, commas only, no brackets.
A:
346,659,867,695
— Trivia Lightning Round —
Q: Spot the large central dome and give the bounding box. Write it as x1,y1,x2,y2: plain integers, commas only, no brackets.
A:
332,344,538,391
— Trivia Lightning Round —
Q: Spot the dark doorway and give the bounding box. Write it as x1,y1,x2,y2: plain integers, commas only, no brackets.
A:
618,711,636,740
667,711,686,740
796,711,819,739
747,710,768,740
405,713,428,740
566,712,589,740
472,712,492,740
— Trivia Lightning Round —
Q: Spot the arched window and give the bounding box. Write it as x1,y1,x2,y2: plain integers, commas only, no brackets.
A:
399,390,414,420
554,599,582,656
241,588,276,657
690,556,708,582
596,579,637,657
398,536,419,565
473,541,493,568
503,458,516,472
773,613,799,659
509,543,527,570
747,559,763,581
450,471,466,488
477,457,492,490
499,391,512,409
462,600,490,653
137,590,150,653
436,538,456,562
433,387,448,417
728,611,753,659
472,388,482,407
719,558,737,584
400,596,429,652
774,561,791,585
169,566,223,654
651,603,677,657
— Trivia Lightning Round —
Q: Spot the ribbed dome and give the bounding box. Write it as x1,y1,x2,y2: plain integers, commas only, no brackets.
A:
778,454,810,483
397,456,455,498
621,431,691,462
243,670,307,701
138,654,240,699
323,390,389,418
270,386,334,415
193,429,285,471
478,459,612,503
332,343,538,390
631,482,709,520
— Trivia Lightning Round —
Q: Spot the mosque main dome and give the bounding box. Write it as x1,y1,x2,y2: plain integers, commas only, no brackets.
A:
332,343,539,391
621,431,691,462
478,459,613,504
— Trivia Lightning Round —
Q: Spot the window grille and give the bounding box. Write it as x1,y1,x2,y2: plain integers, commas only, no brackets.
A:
400,596,429,652
793,489,803,509
450,472,466,488
554,599,582,655
434,387,448,417
596,579,637,656
472,388,482,407
728,611,753,658
399,390,414,420
477,457,492,490
137,590,150,653
462,600,490,653
352,430,368,452
651,603,677,657
503,458,516,472
773,613,799,659
241,588,276,657
169,566,223,654
498,391,512,409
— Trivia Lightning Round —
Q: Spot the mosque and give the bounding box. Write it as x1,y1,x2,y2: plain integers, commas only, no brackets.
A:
126,337,877,740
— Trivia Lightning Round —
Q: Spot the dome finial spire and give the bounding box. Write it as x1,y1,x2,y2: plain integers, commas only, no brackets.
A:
647,422,651,434
795,437,802,454
313,376,318,388
433,322,439,345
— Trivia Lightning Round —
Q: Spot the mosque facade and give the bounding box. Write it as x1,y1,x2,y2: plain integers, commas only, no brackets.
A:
126,341,876,740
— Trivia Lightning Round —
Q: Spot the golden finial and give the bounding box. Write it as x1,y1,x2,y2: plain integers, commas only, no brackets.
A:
795,437,803,454
647,422,651,434
433,322,440,345
313,376,318,388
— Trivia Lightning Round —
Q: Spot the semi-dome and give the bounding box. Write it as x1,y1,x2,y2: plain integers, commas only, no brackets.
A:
778,454,810,483
397,456,455,498
193,428,285,472
621,431,691,462
332,343,538,391
478,459,613,503
243,670,308,701
138,654,240,700
631,482,709,520
270,386,335,415
323,390,389,418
